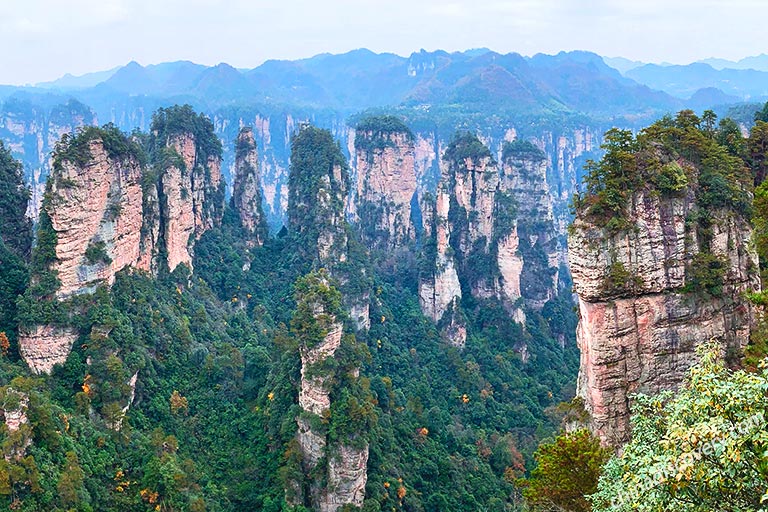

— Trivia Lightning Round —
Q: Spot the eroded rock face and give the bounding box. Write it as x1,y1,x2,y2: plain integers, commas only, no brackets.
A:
232,127,267,246
19,325,79,374
2,392,28,433
0,99,97,222
501,144,560,311
418,187,462,324
419,137,533,343
569,187,760,445
162,133,224,272
48,139,146,298
496,229,526,324
161,163,196,272
451,153,500,299
355,129,418,249
298,322,343,415
21,120,224,374
294,285,368,512
419,145,502,346
315,167,349,265
324,444,369,512
289,127,370,330
1,389,31,461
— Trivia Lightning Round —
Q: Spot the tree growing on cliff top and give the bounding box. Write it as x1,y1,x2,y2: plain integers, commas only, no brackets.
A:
591,341,768,511
574,111,752,229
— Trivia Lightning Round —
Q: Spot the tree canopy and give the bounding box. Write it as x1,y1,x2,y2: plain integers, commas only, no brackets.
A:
592,341,768,512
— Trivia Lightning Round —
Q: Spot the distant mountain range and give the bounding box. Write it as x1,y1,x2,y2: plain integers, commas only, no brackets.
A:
0,48,688,118
698,54,768,71
626,63,768,100
7,48,765,119
601,54,768,101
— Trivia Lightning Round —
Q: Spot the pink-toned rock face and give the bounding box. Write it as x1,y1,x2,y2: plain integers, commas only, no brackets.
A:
19,325,79,374
299,321,343,416
170,133,197,175
419,152,498,332
2,393,28,433
22,128,224,373
355,130,418,249
418,187,462,322
419,137,563,333
496,229,525,321
162,164,195,272
453,156,498,248
501,152,559,310
48,139,144,297
570,186,760,445
161,132,224,271
1,390,31,460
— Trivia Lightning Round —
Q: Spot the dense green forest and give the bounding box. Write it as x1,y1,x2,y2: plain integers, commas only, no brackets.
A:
0,111,577,511
5,102,768,511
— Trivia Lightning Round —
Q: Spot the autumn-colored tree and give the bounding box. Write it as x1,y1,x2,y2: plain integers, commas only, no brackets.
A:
519,429,611,512
592,341,768,511
170,390,189,415
0,332,8,357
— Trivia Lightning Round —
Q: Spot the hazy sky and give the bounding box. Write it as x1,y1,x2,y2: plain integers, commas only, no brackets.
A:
1,0,766,85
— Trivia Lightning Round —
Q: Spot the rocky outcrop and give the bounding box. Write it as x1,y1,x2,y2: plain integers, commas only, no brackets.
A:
292,273,368,512
0,98,97,221
20,108,225,374
289,126,370,330
18,324,79,374
231,127,268,245
1,390,28,434
47,138,146,297
325,445,369,512
501,141,560,311
111,370,139,432
418,184,463,341
570,142,760,445
160,161,196,272
419,135,535,343
1,388,32,461
354,117,418,250
298,321,343,415
161,132,224,271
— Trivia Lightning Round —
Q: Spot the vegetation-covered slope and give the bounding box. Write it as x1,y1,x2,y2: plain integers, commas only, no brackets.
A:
0,111,578,511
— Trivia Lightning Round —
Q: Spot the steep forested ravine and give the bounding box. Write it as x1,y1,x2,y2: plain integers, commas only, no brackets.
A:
0,107,577,511
5,100,768,512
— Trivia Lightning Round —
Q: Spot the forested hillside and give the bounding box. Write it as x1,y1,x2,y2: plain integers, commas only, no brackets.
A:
0,106,577,511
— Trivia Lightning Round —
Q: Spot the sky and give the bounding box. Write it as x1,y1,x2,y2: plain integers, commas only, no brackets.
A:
1,0,767,85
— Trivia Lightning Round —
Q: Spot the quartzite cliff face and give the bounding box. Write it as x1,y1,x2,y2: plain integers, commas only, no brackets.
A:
290,273,369,512
46,138,146,298
19,108,226,374
418,135,562,344
501,141,561,311
569,122,760,445
289,126,371,330
353,117,418,251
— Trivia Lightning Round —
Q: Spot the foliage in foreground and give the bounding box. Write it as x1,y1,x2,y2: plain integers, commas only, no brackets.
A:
592,341,768,512
519,429,610,512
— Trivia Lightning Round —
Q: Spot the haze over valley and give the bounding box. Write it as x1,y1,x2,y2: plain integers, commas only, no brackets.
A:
2,2,768,511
